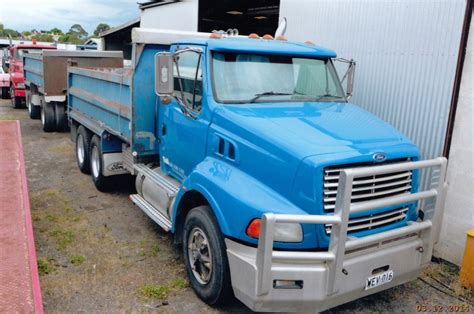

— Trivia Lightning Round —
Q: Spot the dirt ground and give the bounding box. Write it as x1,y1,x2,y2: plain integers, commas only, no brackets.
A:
1,98,472,313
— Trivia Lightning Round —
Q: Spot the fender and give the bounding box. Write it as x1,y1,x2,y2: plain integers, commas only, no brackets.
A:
171,156,319,249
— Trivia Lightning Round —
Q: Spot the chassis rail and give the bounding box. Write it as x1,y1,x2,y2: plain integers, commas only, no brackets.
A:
256,157,448,296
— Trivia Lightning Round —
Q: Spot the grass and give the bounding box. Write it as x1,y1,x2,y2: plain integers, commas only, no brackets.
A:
49,229,75,251
423,260,474,303
138,284,170,299
138,240,160,258
138,277,188,300
38,258,56,276
70,255,86,266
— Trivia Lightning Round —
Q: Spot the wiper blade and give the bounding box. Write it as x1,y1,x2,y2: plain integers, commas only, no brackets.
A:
250,91,293,103
315,94,345,102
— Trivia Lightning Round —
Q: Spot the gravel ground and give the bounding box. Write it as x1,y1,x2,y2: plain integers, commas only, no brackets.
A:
1,98,472,313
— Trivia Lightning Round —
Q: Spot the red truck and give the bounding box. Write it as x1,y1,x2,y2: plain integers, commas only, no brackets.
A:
8,43,55,108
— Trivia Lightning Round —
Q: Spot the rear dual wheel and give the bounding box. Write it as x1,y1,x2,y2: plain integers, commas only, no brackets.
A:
40,101,68,132
90,135,114,192
41,101,56,132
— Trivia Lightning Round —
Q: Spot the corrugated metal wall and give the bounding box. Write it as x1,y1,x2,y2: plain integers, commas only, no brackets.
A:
281,0,466,194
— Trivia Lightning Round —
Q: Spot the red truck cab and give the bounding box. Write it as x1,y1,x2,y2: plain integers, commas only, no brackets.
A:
8,43,55,108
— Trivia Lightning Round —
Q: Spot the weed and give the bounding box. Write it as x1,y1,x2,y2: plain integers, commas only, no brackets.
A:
38,258,56,275
138,284,170,299
70,255,85,265
169,277,187,289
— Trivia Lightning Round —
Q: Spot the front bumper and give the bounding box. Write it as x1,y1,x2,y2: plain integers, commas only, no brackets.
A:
226,158,448,312
0,82,9,88
227,226,425,312
13,88,25,98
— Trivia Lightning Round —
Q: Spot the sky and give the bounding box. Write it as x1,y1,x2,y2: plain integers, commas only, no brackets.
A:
0,0,140,34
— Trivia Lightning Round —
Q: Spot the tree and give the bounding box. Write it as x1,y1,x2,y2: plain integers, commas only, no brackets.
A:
68,24,88,39
93,23,111,36
22,31,32,37
34,34,54,42
50,27,63,35
59,33,84,44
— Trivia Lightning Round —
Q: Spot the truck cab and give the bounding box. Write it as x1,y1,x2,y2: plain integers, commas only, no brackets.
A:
67,29,447,312
8,43,55,108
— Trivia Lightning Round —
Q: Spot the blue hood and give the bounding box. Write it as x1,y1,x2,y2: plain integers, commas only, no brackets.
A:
210,102,417,200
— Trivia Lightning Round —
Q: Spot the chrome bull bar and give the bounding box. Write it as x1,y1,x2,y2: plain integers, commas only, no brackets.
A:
256,157,448,296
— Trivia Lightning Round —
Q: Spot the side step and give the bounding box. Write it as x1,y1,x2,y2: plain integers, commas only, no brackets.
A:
130,194,172,231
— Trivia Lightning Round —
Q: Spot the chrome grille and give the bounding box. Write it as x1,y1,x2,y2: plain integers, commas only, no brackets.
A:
325,207,409,234
323,160,413,213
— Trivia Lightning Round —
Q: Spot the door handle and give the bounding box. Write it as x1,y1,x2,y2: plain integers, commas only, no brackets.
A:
161,123,167,136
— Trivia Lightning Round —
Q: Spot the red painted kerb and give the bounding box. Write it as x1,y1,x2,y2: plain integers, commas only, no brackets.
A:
0,121,44,313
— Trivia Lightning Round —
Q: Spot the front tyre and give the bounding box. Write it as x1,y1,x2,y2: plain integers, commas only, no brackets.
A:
11,87,23,109
183,206,233,305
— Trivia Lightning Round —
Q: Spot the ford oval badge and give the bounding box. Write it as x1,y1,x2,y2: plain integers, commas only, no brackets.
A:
373,152,386,162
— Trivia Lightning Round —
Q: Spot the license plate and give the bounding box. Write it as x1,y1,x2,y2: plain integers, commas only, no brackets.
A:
365,270,394,290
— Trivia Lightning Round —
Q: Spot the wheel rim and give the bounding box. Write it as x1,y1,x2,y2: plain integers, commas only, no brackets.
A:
27,96,32,114
91,145,100,178
187,227,213,285
77,134,85,165
40,107,45,126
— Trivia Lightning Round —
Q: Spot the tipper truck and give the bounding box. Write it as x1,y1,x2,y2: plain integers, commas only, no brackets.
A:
66,28,448,312
23,50,123,132
8,43,56,108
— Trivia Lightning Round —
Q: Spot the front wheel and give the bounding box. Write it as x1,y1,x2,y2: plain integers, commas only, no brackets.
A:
11,87,23,109
183,206,233,305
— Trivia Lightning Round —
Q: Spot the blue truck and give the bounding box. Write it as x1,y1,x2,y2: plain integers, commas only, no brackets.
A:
66,28,448,312
23,50,123,132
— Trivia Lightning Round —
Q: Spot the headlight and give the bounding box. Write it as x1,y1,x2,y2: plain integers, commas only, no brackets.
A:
16,82,25,89
246,218,303,243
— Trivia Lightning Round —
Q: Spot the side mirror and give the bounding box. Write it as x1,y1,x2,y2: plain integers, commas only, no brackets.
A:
345,60,356,99
335,58,356,99
154,52,174,97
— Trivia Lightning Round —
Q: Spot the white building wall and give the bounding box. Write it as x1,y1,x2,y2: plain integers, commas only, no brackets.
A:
435,13,474,265
281,0,470,264
140,0,198,31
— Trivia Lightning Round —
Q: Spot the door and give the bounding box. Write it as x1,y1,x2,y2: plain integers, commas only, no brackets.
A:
158,46,209,181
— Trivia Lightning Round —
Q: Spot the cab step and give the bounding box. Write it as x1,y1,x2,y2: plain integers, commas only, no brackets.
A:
130,194,172,231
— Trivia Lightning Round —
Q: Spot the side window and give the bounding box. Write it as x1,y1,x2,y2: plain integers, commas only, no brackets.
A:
173,50,203,113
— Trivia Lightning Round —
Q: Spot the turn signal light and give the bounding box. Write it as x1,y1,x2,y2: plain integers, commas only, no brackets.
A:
275,36,288,41
305,40,315,45
209,33,222,39
248,33,259,39
246,218,261,238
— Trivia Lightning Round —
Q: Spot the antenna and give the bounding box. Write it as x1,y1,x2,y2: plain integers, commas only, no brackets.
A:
275,17,287,38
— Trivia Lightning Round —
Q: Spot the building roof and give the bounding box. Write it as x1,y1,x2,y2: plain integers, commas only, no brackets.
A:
100,17,141,38
138,0,177,10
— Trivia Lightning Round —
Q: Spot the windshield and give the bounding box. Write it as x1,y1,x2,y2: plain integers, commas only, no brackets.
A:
15,48,43,60
212,52,345,104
